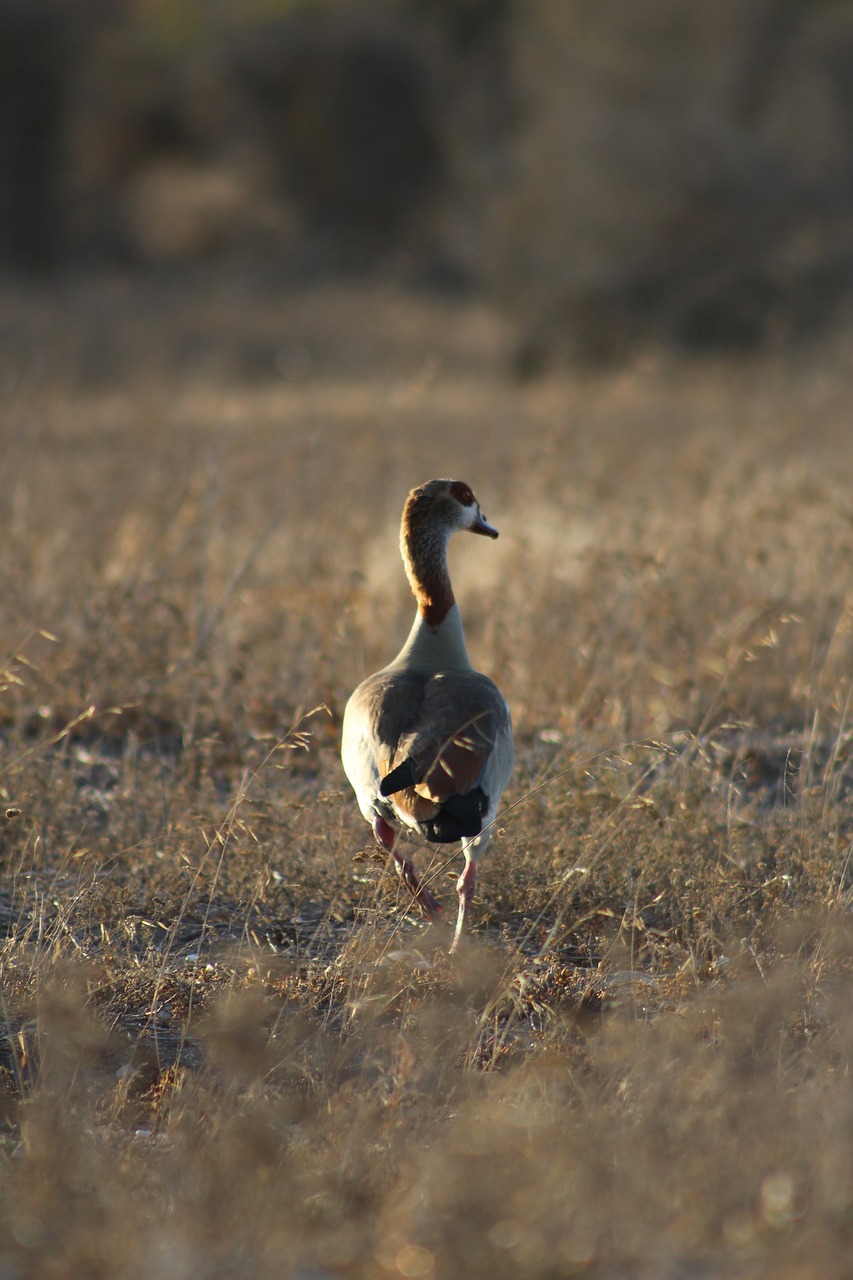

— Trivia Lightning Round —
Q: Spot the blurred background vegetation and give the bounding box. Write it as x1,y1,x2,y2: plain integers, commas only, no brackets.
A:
4,0,853,368
5,11,853,1275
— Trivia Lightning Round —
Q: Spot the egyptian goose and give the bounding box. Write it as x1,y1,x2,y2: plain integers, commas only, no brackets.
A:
342,479,514,951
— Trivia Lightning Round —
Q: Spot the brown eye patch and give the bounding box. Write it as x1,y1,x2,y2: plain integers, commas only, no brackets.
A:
449,481,475,506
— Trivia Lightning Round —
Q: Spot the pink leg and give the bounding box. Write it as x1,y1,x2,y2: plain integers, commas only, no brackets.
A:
373,815,397,852
372,816,442,920
450,858,477,953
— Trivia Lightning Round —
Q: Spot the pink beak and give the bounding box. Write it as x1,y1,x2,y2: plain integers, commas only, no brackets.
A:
471,512,499,539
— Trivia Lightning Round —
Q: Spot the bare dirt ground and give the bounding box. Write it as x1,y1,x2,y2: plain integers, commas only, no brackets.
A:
2,272,853,1278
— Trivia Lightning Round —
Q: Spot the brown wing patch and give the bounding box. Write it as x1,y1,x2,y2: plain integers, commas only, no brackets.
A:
377,754,441,824
390,705,495,806
391,789,441,824
413,731,488,804
383,726,490,824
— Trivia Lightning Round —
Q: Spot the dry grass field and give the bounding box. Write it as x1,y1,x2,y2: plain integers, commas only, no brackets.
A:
2,273,853,1278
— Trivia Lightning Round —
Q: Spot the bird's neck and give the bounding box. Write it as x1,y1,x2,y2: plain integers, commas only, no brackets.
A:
389,603,473,673
400,517,455,628
394,507,473,670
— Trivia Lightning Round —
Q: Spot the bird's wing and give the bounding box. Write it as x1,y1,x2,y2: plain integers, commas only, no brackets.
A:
387,670,510,803
341,668,429,820
342,668,513,830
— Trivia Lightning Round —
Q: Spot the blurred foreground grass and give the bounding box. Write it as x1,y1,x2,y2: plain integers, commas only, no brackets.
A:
2,276,853,1277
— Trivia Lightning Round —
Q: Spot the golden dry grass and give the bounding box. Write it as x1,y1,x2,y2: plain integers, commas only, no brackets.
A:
2,274,853,1277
